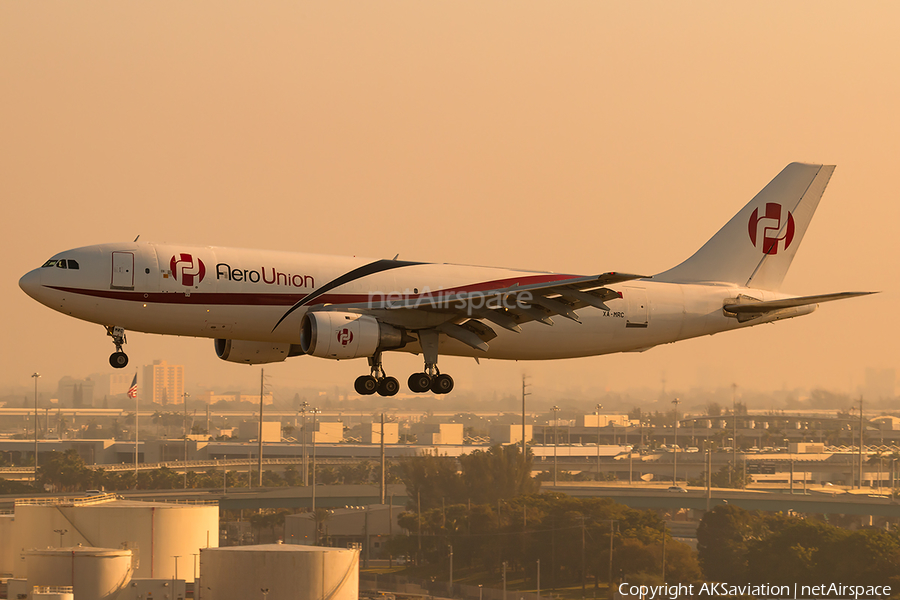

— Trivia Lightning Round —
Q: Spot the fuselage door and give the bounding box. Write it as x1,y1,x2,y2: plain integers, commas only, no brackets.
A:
625,287,649,328
111,251,135,290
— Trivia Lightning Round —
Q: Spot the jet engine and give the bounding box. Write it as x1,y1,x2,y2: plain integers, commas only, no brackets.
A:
300,311,405,359
215,339,304,364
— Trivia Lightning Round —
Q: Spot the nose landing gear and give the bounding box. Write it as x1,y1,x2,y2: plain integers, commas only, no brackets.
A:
106,326,129,369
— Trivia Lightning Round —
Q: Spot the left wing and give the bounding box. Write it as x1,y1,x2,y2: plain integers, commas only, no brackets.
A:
330,272,648,351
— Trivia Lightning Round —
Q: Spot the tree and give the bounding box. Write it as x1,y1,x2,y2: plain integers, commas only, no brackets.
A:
696,505,754,582
38,449,91,492
458,445,540,505
399,445,539,510
705,402,722,417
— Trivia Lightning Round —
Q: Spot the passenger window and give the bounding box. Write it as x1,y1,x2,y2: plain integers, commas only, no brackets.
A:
67,260,80,269
56,260,67,269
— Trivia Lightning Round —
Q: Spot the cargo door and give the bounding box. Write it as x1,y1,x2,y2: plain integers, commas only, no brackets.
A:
111,251,135,290
625,288,649,328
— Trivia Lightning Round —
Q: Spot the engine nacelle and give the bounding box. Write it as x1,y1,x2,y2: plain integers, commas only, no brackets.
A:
215,339,304,364
300,311,404,359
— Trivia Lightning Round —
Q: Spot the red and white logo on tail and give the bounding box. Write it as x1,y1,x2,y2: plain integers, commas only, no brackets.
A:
170,254,206,286
748,202,795,255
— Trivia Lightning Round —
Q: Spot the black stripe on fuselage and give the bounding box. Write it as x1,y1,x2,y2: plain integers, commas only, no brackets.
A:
270,259,424,331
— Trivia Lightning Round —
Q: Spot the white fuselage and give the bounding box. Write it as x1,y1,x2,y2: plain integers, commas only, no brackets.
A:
19,241,814,362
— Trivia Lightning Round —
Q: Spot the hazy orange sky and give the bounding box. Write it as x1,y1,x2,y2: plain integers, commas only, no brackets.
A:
1,2,896,400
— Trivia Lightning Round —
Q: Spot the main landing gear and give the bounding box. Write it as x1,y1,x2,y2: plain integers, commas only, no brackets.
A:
407,329,454,394
407,370,454,394
354,353,400,397
106,326,129,369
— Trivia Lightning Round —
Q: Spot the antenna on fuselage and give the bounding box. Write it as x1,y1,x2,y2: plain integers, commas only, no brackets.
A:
133,235,141,242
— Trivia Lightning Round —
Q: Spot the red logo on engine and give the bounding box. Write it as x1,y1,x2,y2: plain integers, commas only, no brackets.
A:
337,328,354,346
170,253,206,286
748,203,795,255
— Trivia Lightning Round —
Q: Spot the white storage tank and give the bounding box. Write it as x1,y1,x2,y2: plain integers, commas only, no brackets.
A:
11,497,217,582
0,512,15,576
199,544,359,600
25,547,132,600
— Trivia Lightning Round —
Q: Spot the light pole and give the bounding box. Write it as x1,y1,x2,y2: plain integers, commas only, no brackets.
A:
595,403,603,480
53,528,67,547
299,401,309,485
672,398,680,485
311,407,321,513
732,383,738,487
31,373,40,470
551,406,561,486
448,544,453,593
183,392,190,489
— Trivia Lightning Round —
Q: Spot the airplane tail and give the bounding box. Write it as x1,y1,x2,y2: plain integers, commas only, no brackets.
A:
654,162,835,290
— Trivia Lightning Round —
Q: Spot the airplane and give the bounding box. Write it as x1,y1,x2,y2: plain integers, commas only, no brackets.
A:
19,163,874,397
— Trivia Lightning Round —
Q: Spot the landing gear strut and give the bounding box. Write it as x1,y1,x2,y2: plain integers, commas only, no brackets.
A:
408,329,454,394
354,353,399,397
106,326,129,369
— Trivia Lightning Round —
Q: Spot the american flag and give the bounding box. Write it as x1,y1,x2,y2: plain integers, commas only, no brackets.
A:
127,374,138,399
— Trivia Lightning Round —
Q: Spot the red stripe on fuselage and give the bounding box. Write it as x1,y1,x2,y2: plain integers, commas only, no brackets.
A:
45,273,581,307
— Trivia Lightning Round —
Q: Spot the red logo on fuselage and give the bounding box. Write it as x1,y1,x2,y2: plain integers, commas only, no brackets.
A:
170,254,206,286
337,328,354,346
748,203,795,255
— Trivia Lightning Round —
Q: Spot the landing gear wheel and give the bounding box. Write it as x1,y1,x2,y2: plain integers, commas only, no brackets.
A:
354,375,378,395
408,373,432,393
430,373,454,395
109,352,129,369
377,377,400,397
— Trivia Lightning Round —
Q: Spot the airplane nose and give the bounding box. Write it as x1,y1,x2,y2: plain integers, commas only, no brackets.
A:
18,269,42,299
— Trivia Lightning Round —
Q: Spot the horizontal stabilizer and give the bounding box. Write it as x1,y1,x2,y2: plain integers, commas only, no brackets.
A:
724,291,876,314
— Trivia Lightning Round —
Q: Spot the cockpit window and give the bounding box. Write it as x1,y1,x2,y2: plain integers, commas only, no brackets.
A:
41,258,80,269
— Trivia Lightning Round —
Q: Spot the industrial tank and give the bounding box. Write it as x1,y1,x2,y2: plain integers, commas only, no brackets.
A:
198,544,359,600
12,497,217,582
0,513,15,576
25,547,132,600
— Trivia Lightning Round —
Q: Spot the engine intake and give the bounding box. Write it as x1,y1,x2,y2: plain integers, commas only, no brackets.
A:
300,312,405,359
215,339,304,364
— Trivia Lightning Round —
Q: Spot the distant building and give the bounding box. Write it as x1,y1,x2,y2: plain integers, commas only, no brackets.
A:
88,372,133,401
864,368,896,400
56,376,96,408
412,423,463,445
580,414,634,427
313,422,344,444
871,416,900,431
490,424,532,445
142,360,184,405
361,422,399,444
238,421,282,442
197,390,274,405
284,504,405,555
